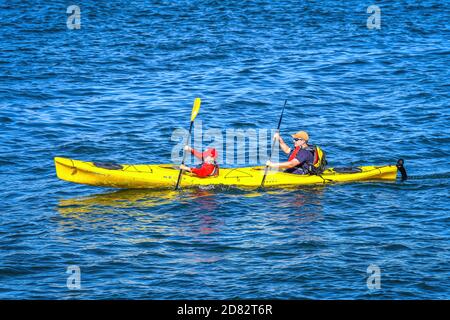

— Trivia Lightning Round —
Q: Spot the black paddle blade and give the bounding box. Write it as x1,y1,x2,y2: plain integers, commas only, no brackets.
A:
396,159,407,181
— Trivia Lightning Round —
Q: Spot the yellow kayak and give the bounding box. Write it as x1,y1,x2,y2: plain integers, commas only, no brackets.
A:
54,157,403,189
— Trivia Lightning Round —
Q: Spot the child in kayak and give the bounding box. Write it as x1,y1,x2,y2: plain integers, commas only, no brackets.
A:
179,146,219,178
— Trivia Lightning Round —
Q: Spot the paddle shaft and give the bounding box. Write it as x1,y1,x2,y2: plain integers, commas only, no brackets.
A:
175,121,194,190
261,100,287,187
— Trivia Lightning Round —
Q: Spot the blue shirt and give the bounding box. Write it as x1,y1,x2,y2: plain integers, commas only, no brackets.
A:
294,148,314,166
285,147,315,174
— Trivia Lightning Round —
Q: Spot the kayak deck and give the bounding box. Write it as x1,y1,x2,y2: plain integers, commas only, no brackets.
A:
54,157,399,189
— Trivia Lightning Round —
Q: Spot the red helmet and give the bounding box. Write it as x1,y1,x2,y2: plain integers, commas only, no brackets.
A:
202,148,217,159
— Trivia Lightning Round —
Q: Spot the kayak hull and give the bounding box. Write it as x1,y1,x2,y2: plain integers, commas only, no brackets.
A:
54,157,399,189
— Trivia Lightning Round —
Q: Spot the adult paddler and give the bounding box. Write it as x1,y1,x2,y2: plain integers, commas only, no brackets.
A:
266,131,320,175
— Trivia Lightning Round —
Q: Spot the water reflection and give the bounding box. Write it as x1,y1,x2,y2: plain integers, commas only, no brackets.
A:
263,186,327,245
58,189,180,214
55,186,328,264
56,186,326,227
56,188,227,235
266,185,325,216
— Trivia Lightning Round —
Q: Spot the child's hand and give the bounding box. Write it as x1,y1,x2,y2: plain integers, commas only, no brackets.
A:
180,164,190,171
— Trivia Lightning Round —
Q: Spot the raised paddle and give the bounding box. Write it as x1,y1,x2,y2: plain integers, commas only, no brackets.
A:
260,99,287,188
175,97,201,190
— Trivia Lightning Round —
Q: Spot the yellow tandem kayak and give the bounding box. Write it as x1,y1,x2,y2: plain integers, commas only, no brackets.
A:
54,157,404,189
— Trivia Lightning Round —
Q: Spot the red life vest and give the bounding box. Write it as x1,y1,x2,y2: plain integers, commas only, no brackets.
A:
191,162,219,178
289,146,319,163
190,147,219,177
288,146,301,161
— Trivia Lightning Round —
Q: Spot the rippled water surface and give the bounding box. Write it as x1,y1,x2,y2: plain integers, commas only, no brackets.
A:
0,0,449,299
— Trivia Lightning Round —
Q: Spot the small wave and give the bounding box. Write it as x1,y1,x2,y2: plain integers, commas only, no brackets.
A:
408,173,450,180
0,116,13,123
382,244,412,251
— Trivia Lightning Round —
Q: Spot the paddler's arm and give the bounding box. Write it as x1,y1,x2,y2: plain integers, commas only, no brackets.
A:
266,159,300,169
184,146,203,160
274,132,291,154
180,163,212,178
179,164,191,172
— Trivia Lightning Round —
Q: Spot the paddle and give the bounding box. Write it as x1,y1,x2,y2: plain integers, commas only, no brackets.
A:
260,99,287,188
175,98,202,190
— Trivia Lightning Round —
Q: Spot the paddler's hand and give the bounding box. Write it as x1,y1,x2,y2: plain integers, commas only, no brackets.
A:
273,132,280,141
184,145,192,152
266,160,275,168
180,164,190,171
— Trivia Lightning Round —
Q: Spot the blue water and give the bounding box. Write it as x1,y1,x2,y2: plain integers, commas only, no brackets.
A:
1,0,449,299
